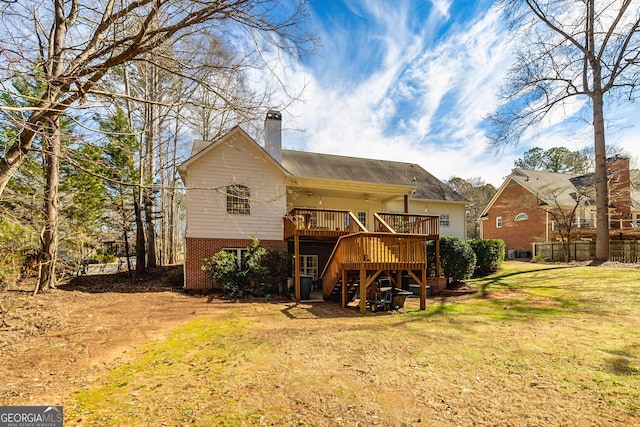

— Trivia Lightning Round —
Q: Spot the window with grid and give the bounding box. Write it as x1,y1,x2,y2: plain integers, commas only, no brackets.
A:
223,249,248,268
439,214,450,227
226,184,250,214
298,255,318,280
357,211,367,228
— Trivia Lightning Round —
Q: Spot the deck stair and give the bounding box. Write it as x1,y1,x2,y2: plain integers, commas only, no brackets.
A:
321,232,428,300
285,208,440,313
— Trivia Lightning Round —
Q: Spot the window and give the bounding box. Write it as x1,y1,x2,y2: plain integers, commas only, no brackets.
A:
357,211,367,228
298,255,318,280
515,213,529,222
226,184,250,214
496,216,502,228
439,214,450,227
223,248,248,267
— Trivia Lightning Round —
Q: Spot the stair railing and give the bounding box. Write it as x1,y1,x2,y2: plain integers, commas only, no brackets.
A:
321,232,428,298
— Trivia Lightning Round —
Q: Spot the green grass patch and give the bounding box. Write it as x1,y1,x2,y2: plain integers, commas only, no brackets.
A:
68,316,259,425
66,262,640,424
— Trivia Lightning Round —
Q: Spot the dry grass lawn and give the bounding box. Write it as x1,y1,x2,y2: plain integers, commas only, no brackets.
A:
2,261,639,426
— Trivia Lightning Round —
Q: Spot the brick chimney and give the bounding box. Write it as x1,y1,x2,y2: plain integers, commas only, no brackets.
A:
264,110,282,163
607,155,631,223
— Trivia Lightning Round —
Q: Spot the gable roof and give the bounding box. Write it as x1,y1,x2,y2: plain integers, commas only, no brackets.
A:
281,149,466,202
481,168,579,217
179,126,467,204
512,168,585,206
177,126,289,180
481,166,640,218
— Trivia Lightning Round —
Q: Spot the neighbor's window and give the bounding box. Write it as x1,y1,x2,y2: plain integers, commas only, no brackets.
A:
226,184,250,214
440,214,450,227
515,213,529,222
496,216,503,228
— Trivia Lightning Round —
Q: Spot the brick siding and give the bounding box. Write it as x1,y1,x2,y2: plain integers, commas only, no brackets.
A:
184,237,287,290
483,183,547,254
484,157,633,255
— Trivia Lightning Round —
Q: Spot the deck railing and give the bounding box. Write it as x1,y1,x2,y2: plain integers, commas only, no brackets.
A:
321,232,427,298
374,212,439,237
551,218,640,232
284,208,367,239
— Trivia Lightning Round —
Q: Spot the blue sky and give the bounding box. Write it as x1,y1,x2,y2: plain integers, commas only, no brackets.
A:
261,0,640,187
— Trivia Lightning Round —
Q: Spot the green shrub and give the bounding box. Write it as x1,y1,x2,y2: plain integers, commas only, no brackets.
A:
97,253,118,264
203,250,243,295
468,239,505,277
262,249,291,296
201,238,289,298
428,236,476,287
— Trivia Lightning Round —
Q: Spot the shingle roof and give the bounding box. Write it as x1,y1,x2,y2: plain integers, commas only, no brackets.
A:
281,149,467,202
510,168,590,206
510,167,640,209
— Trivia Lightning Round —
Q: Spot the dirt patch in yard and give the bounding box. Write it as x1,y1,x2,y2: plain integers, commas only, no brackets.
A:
0,268,200,404
1,265,638,426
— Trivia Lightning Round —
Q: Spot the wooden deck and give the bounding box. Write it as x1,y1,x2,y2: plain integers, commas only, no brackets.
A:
321,232,435,313
284,208,441,313
283,208,365,240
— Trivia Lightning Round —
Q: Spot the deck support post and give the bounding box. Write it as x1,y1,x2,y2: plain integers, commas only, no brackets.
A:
359,267,367,314
294,234,300,301
341,269,348,308
420,266,427,310
435,236,441,277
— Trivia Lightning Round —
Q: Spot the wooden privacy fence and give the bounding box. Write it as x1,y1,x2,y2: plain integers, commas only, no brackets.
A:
533,240,640,263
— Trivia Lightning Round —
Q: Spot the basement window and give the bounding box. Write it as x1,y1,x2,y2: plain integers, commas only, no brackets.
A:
223,248,248,268
515,213,529,222
226,184,250,214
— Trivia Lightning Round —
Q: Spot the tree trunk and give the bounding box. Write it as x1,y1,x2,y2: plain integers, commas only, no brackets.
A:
592,91,610,262
119,188,133,277
37,117,61,293
144,187,157,268
0,130,34,198
134,188,146,277
143,59,158,269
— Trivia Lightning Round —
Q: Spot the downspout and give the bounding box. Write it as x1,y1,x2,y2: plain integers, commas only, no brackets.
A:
546,211,549,242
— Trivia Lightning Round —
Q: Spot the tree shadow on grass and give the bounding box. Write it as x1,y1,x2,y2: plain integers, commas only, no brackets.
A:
474,265,577,297
604,357,640,376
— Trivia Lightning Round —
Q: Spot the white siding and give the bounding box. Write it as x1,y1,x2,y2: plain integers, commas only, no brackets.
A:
384,199,467,239
287,194,383,230
287,193,466,238
185,135,287,240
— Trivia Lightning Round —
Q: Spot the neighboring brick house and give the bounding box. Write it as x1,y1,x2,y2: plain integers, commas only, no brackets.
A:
480,156,640,257
178,111,468,296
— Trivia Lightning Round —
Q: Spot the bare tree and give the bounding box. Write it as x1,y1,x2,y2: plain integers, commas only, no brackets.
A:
0,0,313,197
446,177,496,239
488,1,640,262
0,0,313,289
538,188,591,262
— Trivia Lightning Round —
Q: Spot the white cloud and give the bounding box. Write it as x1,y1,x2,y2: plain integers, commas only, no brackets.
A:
248,1,640,188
